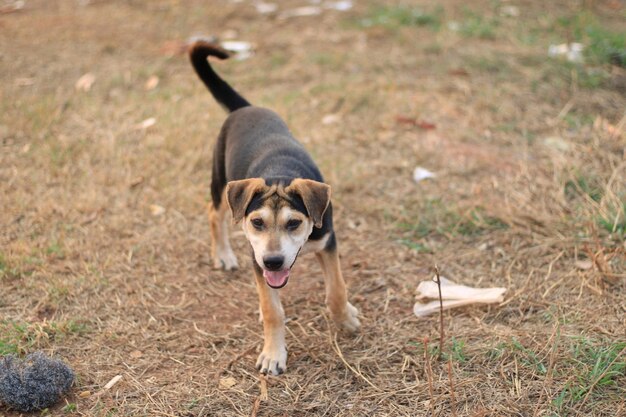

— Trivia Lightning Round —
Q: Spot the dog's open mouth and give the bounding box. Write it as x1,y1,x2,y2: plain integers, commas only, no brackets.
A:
263,269,290,289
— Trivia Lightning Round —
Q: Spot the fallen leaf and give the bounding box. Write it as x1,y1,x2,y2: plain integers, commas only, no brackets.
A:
322,114,341,125
395,115,436,130
75,73,96,91
395,115,416,126
15,77,35,86
416,120,436,130
144,75,159,90
255,2,277,14
149,204,165,216
278,6,321,19
449,68,469,77
130,176,144,188
575,260,593,270
219,376,237,389
542,136,571,152
137,117,156,129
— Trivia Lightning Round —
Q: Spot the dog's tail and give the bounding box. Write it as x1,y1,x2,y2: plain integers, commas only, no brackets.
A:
189,41,251,112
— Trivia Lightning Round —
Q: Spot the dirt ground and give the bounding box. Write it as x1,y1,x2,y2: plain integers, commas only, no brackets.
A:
1,0,625,416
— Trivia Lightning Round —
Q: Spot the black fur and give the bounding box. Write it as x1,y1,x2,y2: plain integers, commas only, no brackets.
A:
189,41,335,247
190,41,251,113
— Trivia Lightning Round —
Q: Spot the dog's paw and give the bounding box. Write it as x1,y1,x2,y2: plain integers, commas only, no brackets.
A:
331,302,361,333
213,249,239,271
256,345,287,376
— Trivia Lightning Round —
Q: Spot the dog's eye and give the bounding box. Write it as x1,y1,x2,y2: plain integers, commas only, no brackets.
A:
251,218,264,229
286,219,302,231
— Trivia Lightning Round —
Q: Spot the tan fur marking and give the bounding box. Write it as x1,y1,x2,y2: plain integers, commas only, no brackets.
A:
226,178,267,223
316,249,360,332
285,179,331,228
208,190,238,270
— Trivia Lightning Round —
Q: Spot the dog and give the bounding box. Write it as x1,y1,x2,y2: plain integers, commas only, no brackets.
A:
189,41,360,375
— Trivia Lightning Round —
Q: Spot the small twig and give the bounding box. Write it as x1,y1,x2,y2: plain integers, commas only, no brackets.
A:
249,396,261,417
433,265,445,360
550,97,576,126
332,334,381,391
423,337,434,414
259,375,268,401
447,359,458,417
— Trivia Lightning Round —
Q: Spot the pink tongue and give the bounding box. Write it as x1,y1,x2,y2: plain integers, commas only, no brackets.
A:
263,269,290,288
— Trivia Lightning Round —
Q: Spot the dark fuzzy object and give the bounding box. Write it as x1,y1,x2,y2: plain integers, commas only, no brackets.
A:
0,351,74,412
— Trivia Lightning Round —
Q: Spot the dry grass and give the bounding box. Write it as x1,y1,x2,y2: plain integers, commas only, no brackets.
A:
1,0,624,416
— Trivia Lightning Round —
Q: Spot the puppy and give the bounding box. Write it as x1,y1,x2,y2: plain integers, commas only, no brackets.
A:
189,41,360,375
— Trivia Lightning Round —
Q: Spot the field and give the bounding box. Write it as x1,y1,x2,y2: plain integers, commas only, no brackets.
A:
1,0,625,416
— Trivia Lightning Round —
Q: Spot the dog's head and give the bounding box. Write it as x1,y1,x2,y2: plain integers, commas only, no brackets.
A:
225,178,331,289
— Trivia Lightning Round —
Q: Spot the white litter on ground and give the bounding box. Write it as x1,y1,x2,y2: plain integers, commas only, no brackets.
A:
255,2,277,14
278,6,322,19
220,41,254,60
548,43,584,63
413,276,506,317
412,167,436,183
324,1,353,11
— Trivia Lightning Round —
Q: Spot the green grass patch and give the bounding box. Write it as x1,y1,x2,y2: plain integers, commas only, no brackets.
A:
0,319,88,354
511,337,548,374
484,336,625,412
597,200,626,237
484,338,547,374
0,252,23,281
458,12,499,40
541,60,610,90
556,12,626,67
450,338,467,363
46,240,66,258
397,200,508,241
63,403,78,413
358,5,442,30
564,175,604,203
398,239,432,253
554,339,626,412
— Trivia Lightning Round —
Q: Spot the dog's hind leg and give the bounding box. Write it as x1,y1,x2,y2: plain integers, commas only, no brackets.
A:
254,266,287,375
208,197,238,271
316,246,360,333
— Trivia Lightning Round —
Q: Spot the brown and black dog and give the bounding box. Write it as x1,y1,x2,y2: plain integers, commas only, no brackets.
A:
189,41,360,375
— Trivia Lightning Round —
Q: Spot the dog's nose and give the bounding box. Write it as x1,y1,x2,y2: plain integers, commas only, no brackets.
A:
263,256,284,271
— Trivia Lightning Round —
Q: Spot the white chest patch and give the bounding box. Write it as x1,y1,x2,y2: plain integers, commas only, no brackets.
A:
300,232,331,255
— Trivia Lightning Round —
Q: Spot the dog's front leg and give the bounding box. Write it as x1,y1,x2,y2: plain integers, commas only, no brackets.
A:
254,267,287,375
316,247,361,333
207,201,238,271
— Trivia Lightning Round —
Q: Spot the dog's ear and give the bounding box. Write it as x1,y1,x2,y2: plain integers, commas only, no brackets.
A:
286,179,331,228
225,178,266,223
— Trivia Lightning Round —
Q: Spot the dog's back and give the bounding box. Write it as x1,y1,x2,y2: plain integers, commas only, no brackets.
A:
220,107,322,183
